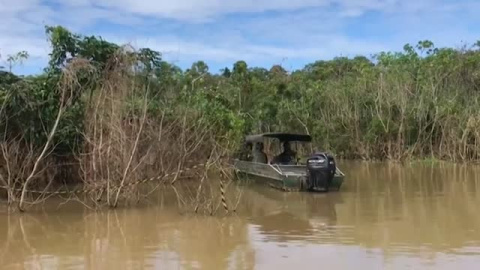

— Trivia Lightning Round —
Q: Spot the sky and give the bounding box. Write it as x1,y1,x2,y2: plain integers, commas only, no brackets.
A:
0,0,479,75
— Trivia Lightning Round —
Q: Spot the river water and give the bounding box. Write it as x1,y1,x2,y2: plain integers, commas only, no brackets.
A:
1,161,480,269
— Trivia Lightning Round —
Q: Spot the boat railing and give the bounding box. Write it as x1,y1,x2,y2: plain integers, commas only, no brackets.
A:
269,163,283,174
272,163,345,177
269,164,306,176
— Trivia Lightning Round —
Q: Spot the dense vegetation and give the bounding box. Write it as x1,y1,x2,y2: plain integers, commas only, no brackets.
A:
1,26,480,207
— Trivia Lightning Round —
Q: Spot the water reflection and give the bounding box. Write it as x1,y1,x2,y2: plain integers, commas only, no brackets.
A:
1,161,480,269
338,161,480,253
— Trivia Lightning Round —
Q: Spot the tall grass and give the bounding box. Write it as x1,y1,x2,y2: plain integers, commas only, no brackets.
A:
1,26,480,208
272,45,480,162
0,47,234,210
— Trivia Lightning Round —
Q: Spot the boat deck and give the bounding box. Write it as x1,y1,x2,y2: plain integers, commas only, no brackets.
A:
271,165,307,176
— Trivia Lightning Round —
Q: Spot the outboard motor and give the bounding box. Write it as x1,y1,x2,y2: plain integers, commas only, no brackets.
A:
306,152,336,191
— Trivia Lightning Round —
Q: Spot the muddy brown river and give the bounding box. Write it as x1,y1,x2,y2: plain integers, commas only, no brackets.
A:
1,161,480,269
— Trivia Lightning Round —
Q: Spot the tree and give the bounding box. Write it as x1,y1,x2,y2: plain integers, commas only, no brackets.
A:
6,51,29,72
221,67,231,78
137,48,162,73
233,60,248,77
45,25,119,71
189,61,209,75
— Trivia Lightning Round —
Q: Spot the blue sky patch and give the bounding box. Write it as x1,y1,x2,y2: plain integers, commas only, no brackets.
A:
1,0,478,74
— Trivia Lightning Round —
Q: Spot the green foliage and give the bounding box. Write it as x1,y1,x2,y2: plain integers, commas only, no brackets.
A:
46,25,119,71
3,25,480,162
1,26,158,154
0,71,21,84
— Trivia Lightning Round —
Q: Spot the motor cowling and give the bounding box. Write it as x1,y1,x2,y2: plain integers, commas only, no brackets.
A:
306,152,336,191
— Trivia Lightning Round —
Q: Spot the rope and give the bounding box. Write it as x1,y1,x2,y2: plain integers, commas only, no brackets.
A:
220,173,229,213
0,163,206,196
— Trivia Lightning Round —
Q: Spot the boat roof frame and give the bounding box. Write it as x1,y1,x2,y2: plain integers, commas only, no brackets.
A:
245,132,312,143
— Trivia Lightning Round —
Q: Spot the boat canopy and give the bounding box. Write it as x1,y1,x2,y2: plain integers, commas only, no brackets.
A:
245,132,312,143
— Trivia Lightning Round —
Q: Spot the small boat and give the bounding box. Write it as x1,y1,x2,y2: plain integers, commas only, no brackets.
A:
232,133,345,192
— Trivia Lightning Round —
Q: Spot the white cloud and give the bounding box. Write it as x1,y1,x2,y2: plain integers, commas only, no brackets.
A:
66,0,480,21
0,0,479,74
104,33,387,68
0,0,41,13
51,0,444,21
0,35,48,58
59,0,332,21
0,0,51,66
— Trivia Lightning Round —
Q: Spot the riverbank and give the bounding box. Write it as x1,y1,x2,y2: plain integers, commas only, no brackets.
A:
2,26,480,209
